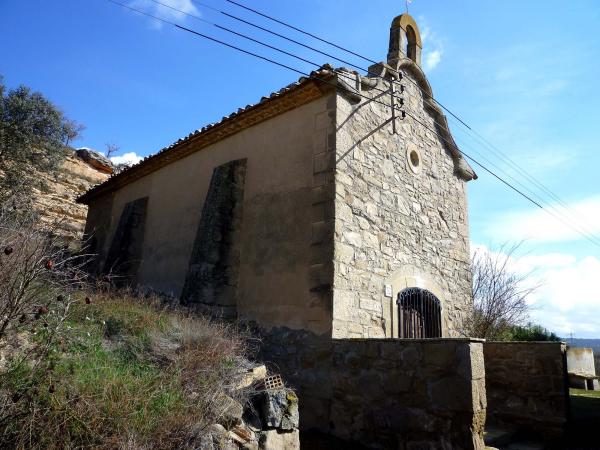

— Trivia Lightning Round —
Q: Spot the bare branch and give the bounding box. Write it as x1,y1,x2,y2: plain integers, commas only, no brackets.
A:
462,243,541,340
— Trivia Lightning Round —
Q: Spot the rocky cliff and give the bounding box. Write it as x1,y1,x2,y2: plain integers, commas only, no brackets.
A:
32,148,113,240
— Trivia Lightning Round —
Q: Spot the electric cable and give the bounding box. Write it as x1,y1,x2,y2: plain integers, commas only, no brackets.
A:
106,0,600,248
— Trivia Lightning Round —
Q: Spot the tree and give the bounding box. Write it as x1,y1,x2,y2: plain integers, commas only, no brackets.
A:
104,142,119,159
507,323,561,342
0,76,83,209
464,244,540,340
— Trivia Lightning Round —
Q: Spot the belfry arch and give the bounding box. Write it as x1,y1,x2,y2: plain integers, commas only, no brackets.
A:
387,13,422,66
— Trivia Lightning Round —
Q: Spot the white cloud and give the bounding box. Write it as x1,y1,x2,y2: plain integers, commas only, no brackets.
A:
472,244,600,338
418,18,444,72
486,194,600,244
529,255,600,337
129,0,199,28
111,152,143,166
424,49,442,72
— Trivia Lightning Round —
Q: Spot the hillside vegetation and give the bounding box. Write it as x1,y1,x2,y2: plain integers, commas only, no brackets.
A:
0,288,254,449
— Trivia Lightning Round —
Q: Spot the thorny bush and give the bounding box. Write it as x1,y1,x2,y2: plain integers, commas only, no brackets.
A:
0,206,90,434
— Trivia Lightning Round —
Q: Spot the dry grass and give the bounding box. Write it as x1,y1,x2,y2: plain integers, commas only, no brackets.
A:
0,290,254,449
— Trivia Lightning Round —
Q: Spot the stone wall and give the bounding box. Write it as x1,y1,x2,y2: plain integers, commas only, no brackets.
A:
330,338,486,449
332,66,473,339
258,330,488,448
483,342,569,439
257,326,333,431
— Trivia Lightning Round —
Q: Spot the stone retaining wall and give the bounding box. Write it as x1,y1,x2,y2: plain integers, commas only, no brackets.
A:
483,342,568,438
330,338,486,449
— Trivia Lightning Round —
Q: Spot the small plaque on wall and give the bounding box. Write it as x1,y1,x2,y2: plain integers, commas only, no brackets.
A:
384,284,393,298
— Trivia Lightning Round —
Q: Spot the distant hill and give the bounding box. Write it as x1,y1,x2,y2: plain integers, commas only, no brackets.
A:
564,338,600,352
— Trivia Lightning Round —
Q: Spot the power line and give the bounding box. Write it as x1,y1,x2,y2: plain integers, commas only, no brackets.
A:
446,116,600,241
146,0,404,102
449,133,600,247
107,1,404,115
221,0,470,129
405,110,600,248
106,0,600,249
225,0,380,65
189,0,375,76
223,0,597,236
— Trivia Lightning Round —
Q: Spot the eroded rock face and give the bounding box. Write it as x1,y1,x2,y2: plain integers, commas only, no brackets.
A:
75,148,115,174
32,149,111,240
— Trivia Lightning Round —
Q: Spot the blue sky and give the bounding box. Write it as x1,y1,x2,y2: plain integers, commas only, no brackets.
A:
2,0,599,337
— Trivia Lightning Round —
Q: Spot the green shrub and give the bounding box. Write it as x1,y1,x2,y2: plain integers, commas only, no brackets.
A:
0,290,252,449
505,322,561,342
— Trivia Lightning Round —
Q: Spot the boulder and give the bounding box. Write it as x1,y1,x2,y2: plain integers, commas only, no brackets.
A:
280,391,299,431
75,148,114,174
260,389,299,430
31,152,111,241
191,423,236,450
237,364,268,390
259,429,300,450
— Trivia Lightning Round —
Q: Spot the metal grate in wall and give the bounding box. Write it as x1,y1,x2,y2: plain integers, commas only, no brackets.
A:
397,287,442,338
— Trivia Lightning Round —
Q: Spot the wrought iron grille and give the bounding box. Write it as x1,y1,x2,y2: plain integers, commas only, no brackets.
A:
397,288,442,338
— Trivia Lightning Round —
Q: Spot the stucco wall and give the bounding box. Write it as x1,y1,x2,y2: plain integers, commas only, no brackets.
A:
85,94,336,335
332,69,472,339
483,342,569,439
84,192,114,274
330,338,486,449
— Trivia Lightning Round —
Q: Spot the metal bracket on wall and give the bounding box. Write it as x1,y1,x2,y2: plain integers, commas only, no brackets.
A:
390,75,406,133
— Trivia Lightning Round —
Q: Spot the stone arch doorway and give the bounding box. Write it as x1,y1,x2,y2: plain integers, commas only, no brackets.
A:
397,287,442,338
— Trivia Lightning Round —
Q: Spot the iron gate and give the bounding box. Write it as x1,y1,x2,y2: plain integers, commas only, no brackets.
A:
397,288,442,338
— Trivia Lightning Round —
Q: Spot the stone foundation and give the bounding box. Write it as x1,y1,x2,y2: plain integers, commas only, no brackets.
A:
483,342,569,439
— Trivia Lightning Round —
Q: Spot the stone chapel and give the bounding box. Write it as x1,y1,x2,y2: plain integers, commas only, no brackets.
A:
76,13,579,448
79,12,481,437
80,12,475,339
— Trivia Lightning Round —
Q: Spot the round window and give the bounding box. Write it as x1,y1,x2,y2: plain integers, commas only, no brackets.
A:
406,146,421,174
410,150,420,167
